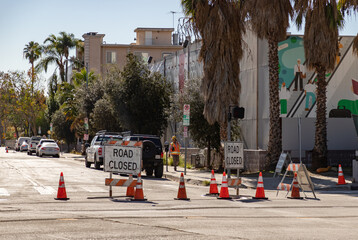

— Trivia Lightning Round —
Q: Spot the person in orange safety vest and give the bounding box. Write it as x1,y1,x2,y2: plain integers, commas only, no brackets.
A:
170,135,180,171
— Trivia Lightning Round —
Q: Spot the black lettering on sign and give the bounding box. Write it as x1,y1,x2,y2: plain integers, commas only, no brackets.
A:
113,148,134,158
227,145,240,154
109,160,114,169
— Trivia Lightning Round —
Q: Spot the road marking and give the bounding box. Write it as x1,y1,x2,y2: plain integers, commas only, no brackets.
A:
0,188,10,196
34,186,56,195
81,186,108,193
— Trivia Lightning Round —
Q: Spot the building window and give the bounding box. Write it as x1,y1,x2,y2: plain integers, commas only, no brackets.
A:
106,51,116,64
134,52,149,63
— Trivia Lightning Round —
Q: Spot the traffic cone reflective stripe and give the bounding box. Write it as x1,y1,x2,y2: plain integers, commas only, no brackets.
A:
337,164,347,185
207,170,219,195
131,173,147,201
218,172,231,199
288,172,303,199
253,172,268,199
126,174,135,197
175,173,190,200
55,172,69,200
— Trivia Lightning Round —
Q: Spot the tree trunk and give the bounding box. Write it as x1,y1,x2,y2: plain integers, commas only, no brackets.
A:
219,121,228,172
31,62,34,95
312,67,327,170
65,57,68,83
59,65,65,83
266,39,282,170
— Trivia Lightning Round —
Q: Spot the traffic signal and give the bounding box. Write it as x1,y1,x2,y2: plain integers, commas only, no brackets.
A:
232,106,245,119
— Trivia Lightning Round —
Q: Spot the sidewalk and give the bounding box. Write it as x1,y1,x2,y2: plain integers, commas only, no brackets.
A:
62,153,354,191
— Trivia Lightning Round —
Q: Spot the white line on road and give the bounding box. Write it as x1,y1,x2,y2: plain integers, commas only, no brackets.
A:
0,188,10,196
34,186,56,195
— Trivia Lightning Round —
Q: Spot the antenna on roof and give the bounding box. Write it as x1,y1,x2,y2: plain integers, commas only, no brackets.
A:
170,11,179,32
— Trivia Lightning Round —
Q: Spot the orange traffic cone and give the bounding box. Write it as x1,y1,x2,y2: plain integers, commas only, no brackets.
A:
217,172,231,199
131,173,147,201
288,172,303,199
175,173,190,200
6,146,8,153
55,172,69,200
126,174,135,197
206,170,219,196
252,172,268,200
337,164,347,185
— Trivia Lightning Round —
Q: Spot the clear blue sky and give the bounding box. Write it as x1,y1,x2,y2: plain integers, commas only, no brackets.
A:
0,0,357,83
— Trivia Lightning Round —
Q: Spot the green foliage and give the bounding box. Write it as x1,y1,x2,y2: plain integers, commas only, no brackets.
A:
180,78,221,152
107,53,173,136
52,108,75,145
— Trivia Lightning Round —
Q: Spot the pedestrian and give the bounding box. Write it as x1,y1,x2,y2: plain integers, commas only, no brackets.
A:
170,136,180,171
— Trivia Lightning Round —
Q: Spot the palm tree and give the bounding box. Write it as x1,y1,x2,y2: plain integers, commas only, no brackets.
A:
58,32,79,83
181,0,245,127
23,41,42,94
181,1,245,170
38,32,79,83
294,0,342,169
243,0,293,169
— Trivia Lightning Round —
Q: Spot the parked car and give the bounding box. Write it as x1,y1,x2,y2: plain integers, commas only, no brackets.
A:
27,136,42,155
20,141,29,152
36,139,56,156
38,142,60,158
15,137,30,151
123,134,164,178
85,131,123,169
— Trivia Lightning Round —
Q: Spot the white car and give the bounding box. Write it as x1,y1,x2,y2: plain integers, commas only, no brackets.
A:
36,139,56,156
20,141,29,152
15,137,30,151
38,142,60,158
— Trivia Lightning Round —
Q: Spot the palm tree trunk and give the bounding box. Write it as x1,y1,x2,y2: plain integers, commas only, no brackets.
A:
312,67,327,169
31,62,34,95
65,57,68,83
266,39,282,170
219,121,228,172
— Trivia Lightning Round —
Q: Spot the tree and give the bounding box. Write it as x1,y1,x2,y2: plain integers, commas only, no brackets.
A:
52,108,75,151
181,78,221,168
244,0,293,169
294,0,342,169
107,54,173,136
38,32,79,83
181,1,245,125
23,41,42,94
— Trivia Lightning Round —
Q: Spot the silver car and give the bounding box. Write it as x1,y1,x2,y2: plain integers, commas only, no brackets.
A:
15,137,30,151
38,142,60,158
36,139,56,156
20,141,29,152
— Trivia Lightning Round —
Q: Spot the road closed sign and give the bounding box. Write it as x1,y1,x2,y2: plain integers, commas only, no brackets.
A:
104,146,142,175
224,142,244,169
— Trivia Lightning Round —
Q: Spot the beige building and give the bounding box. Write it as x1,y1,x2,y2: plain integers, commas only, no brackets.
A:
79,28,182,76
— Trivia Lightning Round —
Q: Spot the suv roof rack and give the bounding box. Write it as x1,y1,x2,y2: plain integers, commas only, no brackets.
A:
95,130,121,136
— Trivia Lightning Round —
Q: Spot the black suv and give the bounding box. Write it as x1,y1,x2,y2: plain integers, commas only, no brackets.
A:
123,134,163,178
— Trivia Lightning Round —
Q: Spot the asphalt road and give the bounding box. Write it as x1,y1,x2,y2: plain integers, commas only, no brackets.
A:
1,147,358,239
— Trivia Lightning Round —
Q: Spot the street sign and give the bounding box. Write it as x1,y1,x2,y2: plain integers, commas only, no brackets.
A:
50,123,53,131
273,153,290,177
104,145,142,175
183,126,188,138
83,134,89,141
84,118,89,130
183,115,190,126
183,104,190,115
183,104,190,126
38,126,41,135
224,141,244,169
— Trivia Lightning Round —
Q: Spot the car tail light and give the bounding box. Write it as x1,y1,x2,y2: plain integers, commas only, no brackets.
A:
31,144,33,148
161,152,163,159
98,147,102,156
41,147,46,150
55,148,60,151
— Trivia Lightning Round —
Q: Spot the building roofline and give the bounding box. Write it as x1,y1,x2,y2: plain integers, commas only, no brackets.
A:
101,44,182,49
134,28,174,32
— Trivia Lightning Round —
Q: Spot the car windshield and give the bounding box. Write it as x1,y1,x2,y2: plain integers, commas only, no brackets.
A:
96,136,122,142
42,143,58,147
31,137,42,141
41,140,55,144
